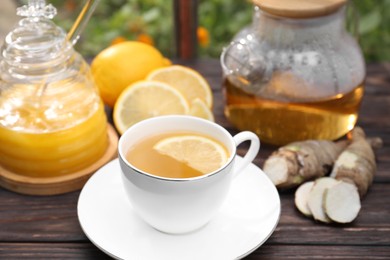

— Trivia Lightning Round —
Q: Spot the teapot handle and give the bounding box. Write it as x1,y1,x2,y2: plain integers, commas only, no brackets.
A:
220,40,271,93
220,41,250,77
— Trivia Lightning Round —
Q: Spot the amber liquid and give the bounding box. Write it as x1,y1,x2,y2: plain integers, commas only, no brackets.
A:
0,79,108,177
0,103,108,177
223,79,364,145
126,132,228,179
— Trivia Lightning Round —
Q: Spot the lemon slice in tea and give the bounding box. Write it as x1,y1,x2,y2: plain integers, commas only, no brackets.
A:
153,135,229,174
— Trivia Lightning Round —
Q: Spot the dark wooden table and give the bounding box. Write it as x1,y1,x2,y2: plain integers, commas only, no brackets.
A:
1,59,389,259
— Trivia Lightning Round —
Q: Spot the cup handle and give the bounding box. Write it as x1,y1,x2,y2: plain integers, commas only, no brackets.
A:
232,131,260,178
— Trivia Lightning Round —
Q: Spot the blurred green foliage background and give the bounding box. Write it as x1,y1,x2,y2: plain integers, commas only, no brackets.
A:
49,0,389,62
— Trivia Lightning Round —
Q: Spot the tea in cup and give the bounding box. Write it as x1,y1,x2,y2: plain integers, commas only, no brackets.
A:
118,115,260,234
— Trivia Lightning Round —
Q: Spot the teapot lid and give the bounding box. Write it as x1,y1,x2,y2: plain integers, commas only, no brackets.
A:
0,0,71,81
252,0,347,18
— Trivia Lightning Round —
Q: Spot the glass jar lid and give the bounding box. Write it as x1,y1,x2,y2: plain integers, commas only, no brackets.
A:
252,0,347,18
0,0,71,82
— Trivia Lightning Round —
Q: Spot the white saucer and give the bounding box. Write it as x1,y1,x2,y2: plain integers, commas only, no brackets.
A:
78,157,281,260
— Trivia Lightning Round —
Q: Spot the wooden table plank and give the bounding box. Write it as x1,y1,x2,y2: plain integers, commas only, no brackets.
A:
0,243,110,259
0,189,85,242
248,244,390,259
1,243,389,259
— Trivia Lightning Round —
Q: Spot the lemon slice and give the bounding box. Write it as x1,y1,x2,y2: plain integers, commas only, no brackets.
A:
189,98,214,121
113,81,189,134
146,65,213,109
153,135,229,174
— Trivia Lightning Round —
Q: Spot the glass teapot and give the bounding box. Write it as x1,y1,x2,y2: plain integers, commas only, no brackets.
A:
221,0,365,145
0,0,108,177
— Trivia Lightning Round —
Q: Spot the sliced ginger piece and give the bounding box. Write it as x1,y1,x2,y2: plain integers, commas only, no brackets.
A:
295,181,314,217
324,181,361,223
307,177,339,223
263,140,347,189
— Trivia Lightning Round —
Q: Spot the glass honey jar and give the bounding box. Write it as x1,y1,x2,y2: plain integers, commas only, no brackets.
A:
0,0,109,178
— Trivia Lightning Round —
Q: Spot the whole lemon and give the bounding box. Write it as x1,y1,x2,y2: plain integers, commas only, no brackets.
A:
91,41,169,107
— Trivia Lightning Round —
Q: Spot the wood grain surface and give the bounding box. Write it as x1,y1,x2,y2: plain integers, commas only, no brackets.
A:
0,59,389,259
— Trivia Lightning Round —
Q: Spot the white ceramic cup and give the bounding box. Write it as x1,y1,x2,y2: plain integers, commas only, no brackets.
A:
118,115,260,234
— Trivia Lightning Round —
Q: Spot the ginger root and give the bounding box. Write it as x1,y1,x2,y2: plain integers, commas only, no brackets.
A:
307,177,339,223
294,181,314,217
295,177,362,224
324,181,361,223
263,140,347,188
330,127,378,197
293,127,380,224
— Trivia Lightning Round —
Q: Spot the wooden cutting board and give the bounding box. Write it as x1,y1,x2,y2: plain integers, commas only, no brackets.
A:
0,124,118,195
